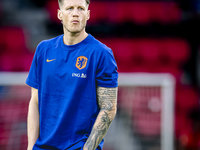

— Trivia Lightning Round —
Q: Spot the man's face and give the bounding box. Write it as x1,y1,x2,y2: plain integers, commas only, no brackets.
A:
58,0,90,34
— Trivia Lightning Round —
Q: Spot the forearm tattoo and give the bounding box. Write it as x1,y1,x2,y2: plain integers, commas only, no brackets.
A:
83,87,118,150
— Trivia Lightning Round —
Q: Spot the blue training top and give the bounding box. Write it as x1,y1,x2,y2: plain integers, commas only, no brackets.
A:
26,34,118,150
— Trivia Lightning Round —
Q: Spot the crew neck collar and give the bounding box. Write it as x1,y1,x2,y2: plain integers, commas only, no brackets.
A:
60,34,92,51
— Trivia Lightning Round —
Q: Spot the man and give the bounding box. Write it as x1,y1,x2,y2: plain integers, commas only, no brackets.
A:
26,0,118,149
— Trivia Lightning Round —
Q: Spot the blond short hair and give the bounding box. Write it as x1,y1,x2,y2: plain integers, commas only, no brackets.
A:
58,0,90,8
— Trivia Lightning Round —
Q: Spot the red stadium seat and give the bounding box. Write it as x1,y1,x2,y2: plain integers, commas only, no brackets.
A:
106,2,128,23
109,39,135,72
152,2,181,23
98,37,189,75
130,2,181,24
175,113,193,137
106,2,152,24
136,39,162,70
45,0,60,23
0,27,27,54
176,86,199,113
0,53,33,71
88,2,108,24
0,26,33,71
98,38,134,61
99,38,146,72
161,39,190,68
175,86,199,138
88,1,181,24
130,2,153,24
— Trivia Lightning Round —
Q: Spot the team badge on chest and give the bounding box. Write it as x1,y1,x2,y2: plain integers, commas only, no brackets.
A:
76,56,88,70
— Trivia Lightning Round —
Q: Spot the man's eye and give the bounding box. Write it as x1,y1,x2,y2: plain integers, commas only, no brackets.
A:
79,7,84,10
67,7,73,10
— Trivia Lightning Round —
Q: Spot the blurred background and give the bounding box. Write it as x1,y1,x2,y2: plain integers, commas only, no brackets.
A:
0,0,200,150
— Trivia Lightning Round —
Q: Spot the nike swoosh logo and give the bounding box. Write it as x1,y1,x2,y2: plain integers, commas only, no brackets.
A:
46,58,56,62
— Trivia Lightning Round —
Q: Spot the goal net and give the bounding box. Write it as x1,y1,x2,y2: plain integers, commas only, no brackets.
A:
104,73,175,150
0,72,30,150
0,72,175,150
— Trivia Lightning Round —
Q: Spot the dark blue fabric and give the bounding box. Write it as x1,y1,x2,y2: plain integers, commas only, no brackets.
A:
26,34,118,150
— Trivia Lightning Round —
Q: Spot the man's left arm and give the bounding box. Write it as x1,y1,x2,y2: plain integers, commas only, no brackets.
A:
83,86,118,150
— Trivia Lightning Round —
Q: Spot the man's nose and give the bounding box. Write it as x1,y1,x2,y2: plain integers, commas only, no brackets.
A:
72,8,79,17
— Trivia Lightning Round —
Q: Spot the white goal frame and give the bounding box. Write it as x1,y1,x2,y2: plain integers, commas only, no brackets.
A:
118,73,175,150
0,72,175,150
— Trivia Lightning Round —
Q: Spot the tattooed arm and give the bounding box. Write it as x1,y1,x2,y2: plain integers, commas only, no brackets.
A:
83,86,118,150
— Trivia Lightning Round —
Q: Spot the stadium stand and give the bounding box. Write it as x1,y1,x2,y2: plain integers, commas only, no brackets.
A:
0,0,199,149
161,39,190,68
45,0,60,24
0,27,27,54
44,1,181,25
88,1,181,24
0,27,33,71
99,38,190,78
175,85,199,142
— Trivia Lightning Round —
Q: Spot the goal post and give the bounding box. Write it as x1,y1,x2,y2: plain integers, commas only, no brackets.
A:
118,73,175,150
0,72,28,86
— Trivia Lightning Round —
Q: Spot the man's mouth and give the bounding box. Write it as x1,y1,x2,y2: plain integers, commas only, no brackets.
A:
72,20,79,23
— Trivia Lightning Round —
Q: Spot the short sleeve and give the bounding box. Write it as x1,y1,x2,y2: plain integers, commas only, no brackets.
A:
96,48,118,87
26,46,39,89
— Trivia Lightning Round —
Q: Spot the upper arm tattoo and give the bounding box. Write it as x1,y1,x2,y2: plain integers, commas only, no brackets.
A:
97,86,118,111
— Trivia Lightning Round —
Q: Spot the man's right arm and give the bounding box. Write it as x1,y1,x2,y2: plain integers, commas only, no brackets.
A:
27,87,39,150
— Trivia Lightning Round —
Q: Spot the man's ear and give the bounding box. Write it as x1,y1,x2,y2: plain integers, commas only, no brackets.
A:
57,9,62,21
87,10,90,20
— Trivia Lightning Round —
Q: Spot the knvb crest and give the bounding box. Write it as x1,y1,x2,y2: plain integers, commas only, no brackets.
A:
76,56,88,70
